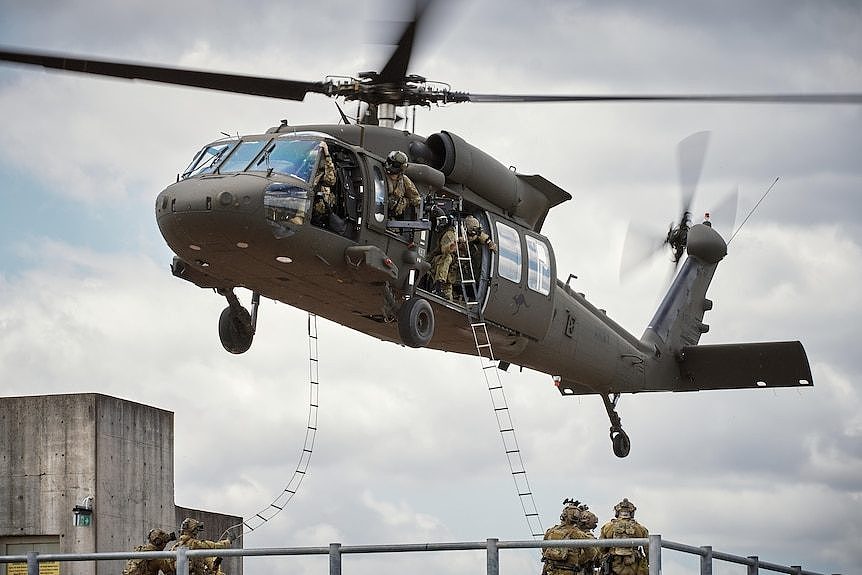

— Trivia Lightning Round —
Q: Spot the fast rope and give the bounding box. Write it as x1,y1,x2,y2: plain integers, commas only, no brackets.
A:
222,313,320,542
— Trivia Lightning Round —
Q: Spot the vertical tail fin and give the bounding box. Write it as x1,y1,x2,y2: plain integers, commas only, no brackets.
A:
641,223,727,355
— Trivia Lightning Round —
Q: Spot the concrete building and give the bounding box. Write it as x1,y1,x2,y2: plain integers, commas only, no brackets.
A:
0,393,242,575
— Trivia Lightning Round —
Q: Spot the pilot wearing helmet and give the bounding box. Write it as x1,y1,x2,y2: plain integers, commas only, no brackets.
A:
540,499,599,575
384,150,420,220
600,498,649,575
167,517,234,575
123,528,177,575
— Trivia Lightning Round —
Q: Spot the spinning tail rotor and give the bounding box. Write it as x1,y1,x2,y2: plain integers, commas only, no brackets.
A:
621,131,738,280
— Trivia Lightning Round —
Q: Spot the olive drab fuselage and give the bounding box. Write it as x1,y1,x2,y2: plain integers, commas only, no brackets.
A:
157,121,813,458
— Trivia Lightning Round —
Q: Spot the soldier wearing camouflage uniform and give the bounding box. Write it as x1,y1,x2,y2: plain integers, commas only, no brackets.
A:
599,498,649,575
310,141,337,227
384,150,420,219
167,518,233,575
541,499,599,575
576,504,601,574
430,213,496,301
123,528,176,575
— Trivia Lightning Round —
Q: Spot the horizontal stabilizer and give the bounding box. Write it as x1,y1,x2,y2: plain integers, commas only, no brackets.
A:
676,341,812,391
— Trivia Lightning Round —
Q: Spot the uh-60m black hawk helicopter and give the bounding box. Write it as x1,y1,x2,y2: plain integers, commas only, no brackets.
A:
4,5,856,458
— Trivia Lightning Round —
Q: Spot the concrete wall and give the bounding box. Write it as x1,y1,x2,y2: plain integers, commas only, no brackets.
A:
0,394,98,559
0,394,242,575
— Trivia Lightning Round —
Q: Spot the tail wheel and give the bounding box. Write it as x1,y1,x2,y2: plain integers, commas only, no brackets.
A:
397,297,435,348
219,306,253,354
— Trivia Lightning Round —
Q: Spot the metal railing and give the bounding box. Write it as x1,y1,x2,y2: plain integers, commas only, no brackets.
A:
0,535,835,575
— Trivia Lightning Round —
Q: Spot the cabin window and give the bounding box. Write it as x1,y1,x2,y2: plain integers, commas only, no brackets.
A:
182,141,236,178
219,139,269,173
372,165,387,223
526,235,551,295
255,139,321,182
495,221,522,283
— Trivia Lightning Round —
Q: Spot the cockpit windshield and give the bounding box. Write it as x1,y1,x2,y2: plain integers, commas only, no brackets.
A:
181,136,324,183
251,138,320,182
181,141,236,179
219,139,269,173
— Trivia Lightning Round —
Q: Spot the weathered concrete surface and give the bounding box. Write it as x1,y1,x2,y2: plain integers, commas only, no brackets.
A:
1,394,242,575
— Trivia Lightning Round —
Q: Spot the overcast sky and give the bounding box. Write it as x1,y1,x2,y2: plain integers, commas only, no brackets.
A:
1,1,860,574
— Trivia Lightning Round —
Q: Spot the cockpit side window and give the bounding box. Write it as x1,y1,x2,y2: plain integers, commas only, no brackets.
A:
254,139,321,182
218,139,269,173
182,141,236,179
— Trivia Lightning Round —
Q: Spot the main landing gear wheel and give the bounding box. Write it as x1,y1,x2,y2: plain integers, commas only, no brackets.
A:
611,428,631,458
219,306,253,354
218,289,260,354
601,393,631,458
397,297,435,348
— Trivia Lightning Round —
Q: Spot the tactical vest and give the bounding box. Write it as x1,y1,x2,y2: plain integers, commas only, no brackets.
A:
610,519,639,556
542,524,572,562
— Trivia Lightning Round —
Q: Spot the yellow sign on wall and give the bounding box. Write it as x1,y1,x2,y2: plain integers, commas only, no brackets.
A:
7,562,60,575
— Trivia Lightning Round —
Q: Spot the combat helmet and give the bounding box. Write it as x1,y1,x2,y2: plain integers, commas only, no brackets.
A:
385,150,409,175
560,498,582,525
147,528,176,549
577,506,598,531
613,498,637,519
464,215,481,236
180,517,204,536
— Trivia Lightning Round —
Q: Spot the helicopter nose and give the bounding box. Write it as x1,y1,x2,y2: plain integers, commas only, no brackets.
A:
155,175,269,261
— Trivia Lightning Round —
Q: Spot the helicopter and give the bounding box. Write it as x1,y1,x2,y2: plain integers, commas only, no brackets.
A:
3,4,855,459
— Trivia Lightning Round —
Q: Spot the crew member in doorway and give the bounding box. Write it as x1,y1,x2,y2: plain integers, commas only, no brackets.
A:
384,150,420,220
600,498,649,575
429,205,458,300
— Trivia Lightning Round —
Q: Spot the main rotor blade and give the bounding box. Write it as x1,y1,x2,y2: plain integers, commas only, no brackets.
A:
465,93,862,104
678,131,710,218
0,47,327,101
378,0,434,85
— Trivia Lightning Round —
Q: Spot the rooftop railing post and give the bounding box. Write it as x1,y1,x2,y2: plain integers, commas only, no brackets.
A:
649,534,661,575
486,538,499,575
747,555,759,575
700,546,713,575
329,543,342,575
176,546,189,575
26,551,38,575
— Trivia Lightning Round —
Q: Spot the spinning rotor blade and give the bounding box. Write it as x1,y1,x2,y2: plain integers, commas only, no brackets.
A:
705,187,739,237
0,47,326,101
678,131,711,218
378,0,434,85
465,93,862,104
620,222,670,280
